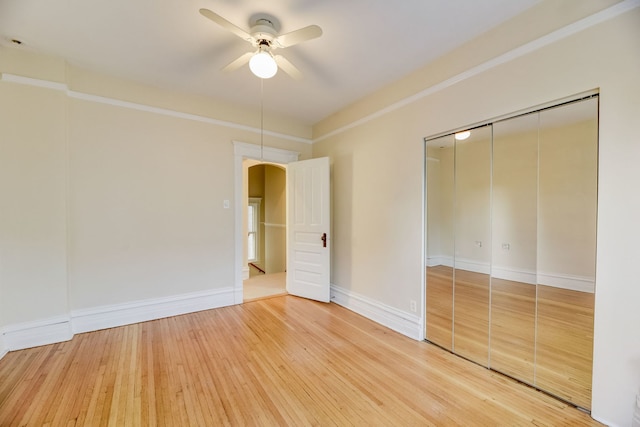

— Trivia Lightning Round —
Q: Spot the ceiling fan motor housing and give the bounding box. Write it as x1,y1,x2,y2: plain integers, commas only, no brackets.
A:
251,19,277,46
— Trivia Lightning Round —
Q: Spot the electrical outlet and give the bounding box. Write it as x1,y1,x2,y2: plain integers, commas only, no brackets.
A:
475,240,482,248
410,300,417,313
502,243,510,250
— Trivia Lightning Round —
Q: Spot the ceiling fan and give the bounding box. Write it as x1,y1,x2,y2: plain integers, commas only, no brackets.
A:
199,8,323,79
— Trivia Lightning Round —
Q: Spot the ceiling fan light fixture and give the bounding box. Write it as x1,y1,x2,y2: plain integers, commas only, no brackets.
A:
249,50,278,79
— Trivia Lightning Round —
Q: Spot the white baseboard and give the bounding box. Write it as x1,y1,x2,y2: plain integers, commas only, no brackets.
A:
591,413,620,427
426,255,453,268
491,265,537,285
427,256,594,293
71,287,235,334
0,287,236,354
0,333,8,360
2,315,73,352
330,284,422,340
537,272,595,293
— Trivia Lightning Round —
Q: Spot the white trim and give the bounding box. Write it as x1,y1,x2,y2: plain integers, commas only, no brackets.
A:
0,73,68,91
313,0,640,143
425,258,593,292
242,266,250,280
330,284,422,340
0,288,235,352
0,74,312,144
2,315,73,351
591,414,620,427
426,255,453,268
537,272,595,294
234,141,299,304
491,265,537,285
71,287,234,334
454,258,491,275
0,332,9,360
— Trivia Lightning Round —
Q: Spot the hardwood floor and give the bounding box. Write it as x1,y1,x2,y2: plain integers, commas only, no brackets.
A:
0,296,601,426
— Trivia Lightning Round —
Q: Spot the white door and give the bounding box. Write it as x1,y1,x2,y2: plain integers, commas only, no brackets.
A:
286,157,330,302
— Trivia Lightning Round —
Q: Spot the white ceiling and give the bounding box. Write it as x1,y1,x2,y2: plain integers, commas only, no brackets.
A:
0,0,540,126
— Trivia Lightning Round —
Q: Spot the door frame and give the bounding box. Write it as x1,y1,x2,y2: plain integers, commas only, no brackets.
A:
233,141,299,304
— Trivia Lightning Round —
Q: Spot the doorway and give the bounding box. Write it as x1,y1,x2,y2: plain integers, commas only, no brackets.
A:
232,142,299,304
243,162,287,301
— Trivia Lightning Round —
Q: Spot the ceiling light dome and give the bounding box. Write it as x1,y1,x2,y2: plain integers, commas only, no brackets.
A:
455,130,471,141
249,50,278,79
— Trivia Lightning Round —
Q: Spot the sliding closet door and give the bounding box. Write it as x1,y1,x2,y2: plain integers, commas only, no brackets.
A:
490,114,539,384
536,98,598,409
453,126,492,366
425,135,455,350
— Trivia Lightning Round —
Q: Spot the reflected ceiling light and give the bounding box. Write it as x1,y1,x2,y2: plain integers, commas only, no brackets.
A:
249,49,278,79
455,130,471,141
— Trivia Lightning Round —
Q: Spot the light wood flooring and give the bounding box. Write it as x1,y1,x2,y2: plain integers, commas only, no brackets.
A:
243,272,287,301
0,295,601,426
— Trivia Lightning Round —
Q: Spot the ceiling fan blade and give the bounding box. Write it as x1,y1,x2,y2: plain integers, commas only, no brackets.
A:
274,25,322,48
199,8,253,42
222,52,254,72
274,55,302,80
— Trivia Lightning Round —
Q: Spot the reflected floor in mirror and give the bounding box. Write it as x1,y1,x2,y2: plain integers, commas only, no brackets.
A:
536,284,594,409
426,267,594,409
243,271,287,301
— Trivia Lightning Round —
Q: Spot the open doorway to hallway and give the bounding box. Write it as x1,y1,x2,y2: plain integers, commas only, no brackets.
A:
243,161,287,301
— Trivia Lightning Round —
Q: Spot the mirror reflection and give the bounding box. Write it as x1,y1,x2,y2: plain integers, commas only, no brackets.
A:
425,135,454,351
535,97,598,409
453,125,492,367
424,96,598,410
490,113,538,384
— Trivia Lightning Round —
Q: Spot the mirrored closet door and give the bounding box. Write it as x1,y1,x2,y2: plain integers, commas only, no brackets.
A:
453,125,492,367
425,134,455,351
424,96,598,410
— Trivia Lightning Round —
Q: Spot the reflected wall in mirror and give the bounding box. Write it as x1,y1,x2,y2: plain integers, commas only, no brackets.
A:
424,95,598,410
490,113,538,384
453,126,492,366
425,135,454,350
535,97,598,409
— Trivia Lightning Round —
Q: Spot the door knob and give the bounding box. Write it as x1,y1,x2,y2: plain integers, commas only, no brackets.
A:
321,233,327,248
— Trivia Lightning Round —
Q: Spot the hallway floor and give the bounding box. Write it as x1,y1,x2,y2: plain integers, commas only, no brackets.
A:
243,271,287,301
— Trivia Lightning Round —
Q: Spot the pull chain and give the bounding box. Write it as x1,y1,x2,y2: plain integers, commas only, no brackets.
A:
260,77,264,162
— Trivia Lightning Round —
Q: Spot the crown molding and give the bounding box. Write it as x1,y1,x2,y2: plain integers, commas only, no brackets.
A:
0,73,312,144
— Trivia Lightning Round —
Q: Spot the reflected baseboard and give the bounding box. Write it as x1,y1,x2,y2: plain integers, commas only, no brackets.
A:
426,257,594,293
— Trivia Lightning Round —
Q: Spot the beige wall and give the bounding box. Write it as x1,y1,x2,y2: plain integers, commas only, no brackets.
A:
264,165,286,273
492,125,539,275
0,49,311,332
313,5,640,426
0,81,69,326
538,118,598,279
